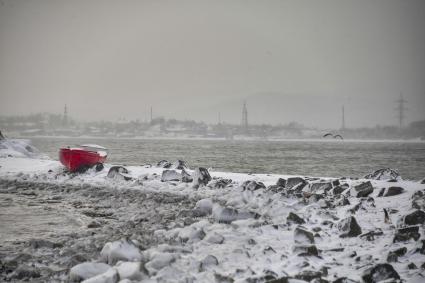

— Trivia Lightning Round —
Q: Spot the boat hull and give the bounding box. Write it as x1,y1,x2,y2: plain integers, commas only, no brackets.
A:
59,148,107,172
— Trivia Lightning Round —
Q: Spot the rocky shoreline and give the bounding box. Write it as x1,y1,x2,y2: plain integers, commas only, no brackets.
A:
0,158,425,282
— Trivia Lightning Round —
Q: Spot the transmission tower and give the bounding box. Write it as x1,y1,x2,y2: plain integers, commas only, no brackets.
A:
241,101,248,133
395,93,407,129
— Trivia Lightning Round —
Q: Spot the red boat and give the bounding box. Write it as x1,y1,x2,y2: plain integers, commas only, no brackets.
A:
59,144,107,172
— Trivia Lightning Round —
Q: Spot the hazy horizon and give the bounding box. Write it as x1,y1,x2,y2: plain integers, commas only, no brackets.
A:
1,0,424,128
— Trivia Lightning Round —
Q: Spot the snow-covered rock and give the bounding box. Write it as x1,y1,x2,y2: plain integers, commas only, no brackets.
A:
364,168,402,181
69,262,112,282
192,167,211,187
161,169,181,182
100,239,142,265
114,261,146,281
81,268,118,283
0,139,48,159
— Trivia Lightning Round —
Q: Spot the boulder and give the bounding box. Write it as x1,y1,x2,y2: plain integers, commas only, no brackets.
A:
114,261,146,281
362,263,400,283
287,212,305,224
205,233,225,244
393,226,420,243
145,252,176,275
157,160,172,168
181,169,193,183
293,245,319,257
161,170,181,182
69,262,111,282
173,160,188,170
377,186,404,197
310,182,333,194
81,268,118,283
353,182,374,198
211,178,232,189
403,210,425,225
338,216,362,237
192,167,211,187
420,179,425,184
286,177,308,191
364,168,401,181
294,270,323,281
333,185,349,195
107,166,132,181
276,178,287,187
212,206,258,224
387,247,407,262
412,191,425,210
242,180,266,191
416,239,425,254
193,198,213,216
294,227,315,244
100,239,142,265
199,255,219,271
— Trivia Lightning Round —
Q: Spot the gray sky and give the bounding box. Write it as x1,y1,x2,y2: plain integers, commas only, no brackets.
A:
1,0,424,128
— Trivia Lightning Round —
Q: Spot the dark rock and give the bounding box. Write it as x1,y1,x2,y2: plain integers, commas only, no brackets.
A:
242,180,266,191
276,178,287,188
338,216,362,237
173,159,188,170
332,179,340,187
412,190,425,210
95,163,104,172
193,167,211,187
293,245,319,257
107,166,132,181
387,247,407,262
87,220,102,228
407,262,417,269
181,169,193,183
157,160,172,168
214,273,234,283
393,226,420,242
334,196,350,207
266,276,290,283
161,170,181,182
211,178,232,189
362,263,400,283
286,177,308,191
420,179,425,184
403,210,425,225
354,182,374,198
310,182,333,193
333,185,348,195
287,212,305,224
364,168,401,181
360,229,383,241
416,239,425,254
294,270,322,282
294,227,315,244
378,186,404,197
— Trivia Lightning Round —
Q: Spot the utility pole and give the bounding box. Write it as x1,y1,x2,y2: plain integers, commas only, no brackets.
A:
63,104,68,127
395,93,407,129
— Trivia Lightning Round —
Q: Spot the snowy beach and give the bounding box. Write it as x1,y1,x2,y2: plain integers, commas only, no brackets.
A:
1,140,425,282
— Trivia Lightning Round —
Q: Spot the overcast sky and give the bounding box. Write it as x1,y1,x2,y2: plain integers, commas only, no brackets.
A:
0,0,424,128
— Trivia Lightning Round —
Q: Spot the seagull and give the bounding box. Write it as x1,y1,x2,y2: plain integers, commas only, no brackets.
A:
323,133,344,140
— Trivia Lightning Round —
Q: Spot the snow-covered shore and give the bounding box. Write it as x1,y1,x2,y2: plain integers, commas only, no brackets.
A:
1,146,425,282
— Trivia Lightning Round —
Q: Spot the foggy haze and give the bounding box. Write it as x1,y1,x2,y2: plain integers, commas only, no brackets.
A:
0,0,424,128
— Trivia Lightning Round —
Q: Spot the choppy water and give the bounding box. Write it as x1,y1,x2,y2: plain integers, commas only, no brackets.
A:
31,137,425,180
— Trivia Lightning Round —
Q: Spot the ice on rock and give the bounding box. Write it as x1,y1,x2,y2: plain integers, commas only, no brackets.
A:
172,159,188,170
0,139,48,159
107,166,132,181
194,198,213,216
100,239,142,265
114,261,146,281
338,216,362,237
192,167,212,187
69,262,112,282
200,255,219,271
81,268,118,283
161,169,181,182
364,168,401,181
178,226,206,243
157,160,172,168
352,181,374,198
212,205,258,224
205,232,225,244
294,227,315,244
144,252,177,275
362,263,400,283
287,212,306,224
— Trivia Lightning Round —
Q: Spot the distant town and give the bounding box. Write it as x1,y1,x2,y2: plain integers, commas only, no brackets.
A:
1,104,424,140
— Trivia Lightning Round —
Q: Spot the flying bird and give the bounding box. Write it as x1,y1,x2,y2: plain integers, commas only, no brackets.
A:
322,133,344,140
